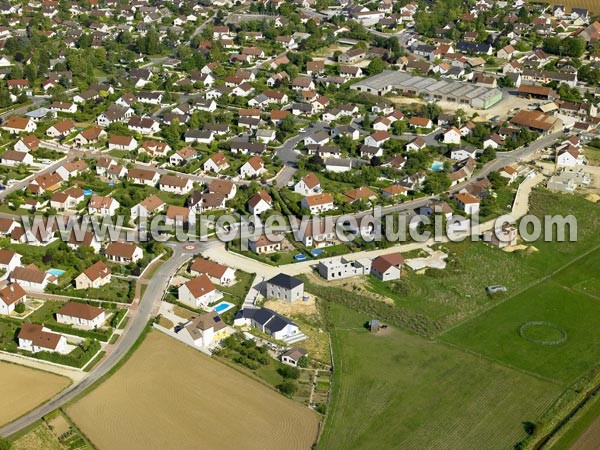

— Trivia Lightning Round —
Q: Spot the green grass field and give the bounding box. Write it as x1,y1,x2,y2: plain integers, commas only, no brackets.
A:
440,276,600,384
318,304,561,450
318,190,600,449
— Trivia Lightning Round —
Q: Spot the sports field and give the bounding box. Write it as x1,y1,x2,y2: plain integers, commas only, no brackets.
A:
318,305,561,450
66,331,319,450
0,362,70,427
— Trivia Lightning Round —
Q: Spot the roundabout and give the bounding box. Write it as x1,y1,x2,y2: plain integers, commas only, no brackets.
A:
519,322,568,346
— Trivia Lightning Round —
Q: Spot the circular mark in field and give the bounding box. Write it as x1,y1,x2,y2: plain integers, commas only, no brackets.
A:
519,321,567,346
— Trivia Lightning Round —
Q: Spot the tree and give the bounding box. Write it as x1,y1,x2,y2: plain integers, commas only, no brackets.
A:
366,58,385,76
277,380,297,396
14,302,25,314
277,365,300,379
423,172,450,194
280,114,295,133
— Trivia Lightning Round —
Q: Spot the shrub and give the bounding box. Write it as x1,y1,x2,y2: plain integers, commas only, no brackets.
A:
277,380,297,396
14,302,25,314
277,365,300,379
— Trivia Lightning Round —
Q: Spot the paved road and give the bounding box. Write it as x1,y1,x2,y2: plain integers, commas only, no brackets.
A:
275,121,329,165
0,244,199,438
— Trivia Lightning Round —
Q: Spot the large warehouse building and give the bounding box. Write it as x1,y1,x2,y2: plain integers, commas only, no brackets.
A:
350,70,504,110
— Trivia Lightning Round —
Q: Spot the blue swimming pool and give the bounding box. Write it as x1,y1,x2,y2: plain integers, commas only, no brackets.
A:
48,268,65,277
431,161,444,171
213,301,235,314
83,189,93,196
311,249,323,257
295,253,307,261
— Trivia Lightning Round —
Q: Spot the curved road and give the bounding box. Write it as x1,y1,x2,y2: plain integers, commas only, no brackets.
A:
0,243,200,438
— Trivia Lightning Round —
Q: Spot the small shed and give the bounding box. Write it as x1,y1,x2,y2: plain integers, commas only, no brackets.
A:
368,320,380,333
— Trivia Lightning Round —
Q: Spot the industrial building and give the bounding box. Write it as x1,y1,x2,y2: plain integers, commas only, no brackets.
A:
350,70,503,110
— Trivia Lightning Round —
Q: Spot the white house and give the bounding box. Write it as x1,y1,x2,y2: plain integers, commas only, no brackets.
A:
108,135,137,151
248,190,272,216
454,192,480,215
301,193,335,214
189,258,236,286
10,265,56,291
88,196,120,216
294,173,321,196
450,148,477,161
18,323,68,354
443,127,462,145
0,249,22,274
0,150,33,166
203,153,229,173
370,252,403,281
74,260,112,290
0,283,26,315
104,242,143,264
239,156,266,179
178,274,223,309
557,147,586,166
159,175,193,195
56,302,107,329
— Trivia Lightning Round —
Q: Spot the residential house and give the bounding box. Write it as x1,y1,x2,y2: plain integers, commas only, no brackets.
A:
104,242,143,264
239,156,265,179
108,135,137,151
301,193,335,215
184,311,229,347
131,195,165,219
454,192,480,215
248,190,272,216
0,283,26,315
294,173,321,196
370,252,403,281
10,265,56,291
56,302,106,329
88,196,119,216
203,152,229,173
159,175,193,195
265,274,304,303
178,274,223,309
189,258,236,286
18,323,67,354
74,260,112,290
248,235,282,254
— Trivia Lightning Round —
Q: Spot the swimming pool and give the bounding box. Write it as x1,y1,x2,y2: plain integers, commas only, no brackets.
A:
48,268,65,277
213,301,235,314
295,254,307,261
311,249,323,257
83,189,93,196
431,161,444,171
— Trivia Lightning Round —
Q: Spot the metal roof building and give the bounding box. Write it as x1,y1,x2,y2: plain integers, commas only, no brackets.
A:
350,70,503,110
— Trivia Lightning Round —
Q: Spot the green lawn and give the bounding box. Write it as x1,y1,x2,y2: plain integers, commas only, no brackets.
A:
318,304,561,450
441,275,600,384
318,190,600,449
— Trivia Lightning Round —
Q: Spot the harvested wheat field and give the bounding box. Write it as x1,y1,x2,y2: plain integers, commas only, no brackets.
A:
67,331,320,450
0,362,70,426
539,0,600,13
